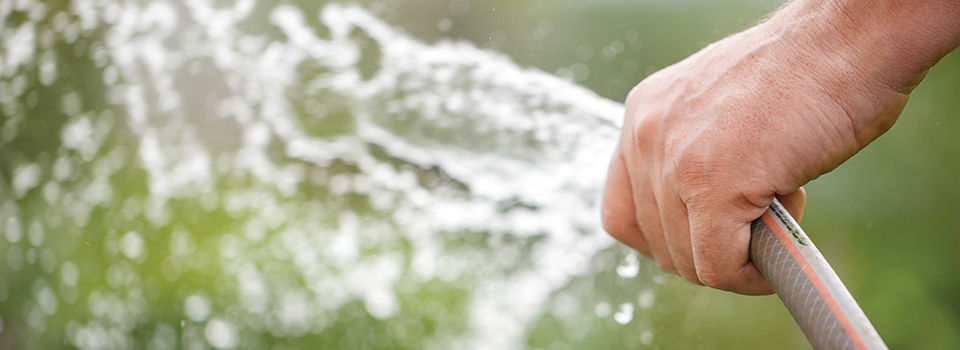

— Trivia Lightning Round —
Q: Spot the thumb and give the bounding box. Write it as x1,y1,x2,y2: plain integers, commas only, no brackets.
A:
688,200,773,295
776,187,807,222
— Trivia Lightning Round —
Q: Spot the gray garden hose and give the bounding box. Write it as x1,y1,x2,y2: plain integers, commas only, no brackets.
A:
750,199,888,349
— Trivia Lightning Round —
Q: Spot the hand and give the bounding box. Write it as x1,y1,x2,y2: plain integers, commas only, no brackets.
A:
600,6,920,294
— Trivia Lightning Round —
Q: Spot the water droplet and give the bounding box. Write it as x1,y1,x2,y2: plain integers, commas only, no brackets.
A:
613,303,634,324
488,30,507,46
52,157,73,181
532,20,555,41
437,18,453,32
42,181,61,204
640,330,655,345
4,217,22,243
28,221,44,246
616,252,639,278
12,164,41,198
120,231,144,260
637,289,655,309
39,50,57,86
569,63,589,82
60,91,82,116
594,302,611,318
36,284,58,315
364,289,398,320
550,292,580,319
204,319,236,349
61,261,78,286
185,294,211,322
25,248,36,265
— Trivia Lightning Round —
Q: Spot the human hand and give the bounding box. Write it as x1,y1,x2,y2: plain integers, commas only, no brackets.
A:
599,1,943,294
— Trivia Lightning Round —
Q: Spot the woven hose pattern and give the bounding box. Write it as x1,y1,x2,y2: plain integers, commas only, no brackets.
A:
750,219,857,350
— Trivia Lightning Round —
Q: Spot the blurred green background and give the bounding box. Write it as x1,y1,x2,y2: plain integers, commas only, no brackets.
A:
0,0,957,349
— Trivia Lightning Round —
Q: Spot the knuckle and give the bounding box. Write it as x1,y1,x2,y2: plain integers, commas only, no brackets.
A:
630,113,659,146
626,75,660,105
625,83,645,106
624,90,662,147
696,267,732,290
672,155,714,203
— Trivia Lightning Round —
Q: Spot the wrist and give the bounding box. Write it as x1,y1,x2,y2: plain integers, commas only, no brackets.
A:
763,0,960,94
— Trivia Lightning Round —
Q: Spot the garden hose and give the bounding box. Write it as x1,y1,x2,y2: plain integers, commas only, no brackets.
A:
750,199,888,349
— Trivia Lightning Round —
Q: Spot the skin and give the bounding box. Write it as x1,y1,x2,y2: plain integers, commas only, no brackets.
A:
602,0,960,295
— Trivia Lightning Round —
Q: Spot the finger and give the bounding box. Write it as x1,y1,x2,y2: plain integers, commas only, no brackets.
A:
636,184,673,273
656,181,701,284
776,187,807,222
622,155,673,274
601,147,650,256
688,202,773,295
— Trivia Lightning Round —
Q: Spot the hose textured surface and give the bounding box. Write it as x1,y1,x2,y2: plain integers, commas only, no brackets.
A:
750,200,887,350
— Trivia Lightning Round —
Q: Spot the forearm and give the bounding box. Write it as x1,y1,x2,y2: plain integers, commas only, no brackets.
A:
767,0,960,93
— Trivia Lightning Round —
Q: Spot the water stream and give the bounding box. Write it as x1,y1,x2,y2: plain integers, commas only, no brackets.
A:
0,1,666,349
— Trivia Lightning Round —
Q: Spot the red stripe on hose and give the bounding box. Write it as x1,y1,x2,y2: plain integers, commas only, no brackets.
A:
761,213,866,350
